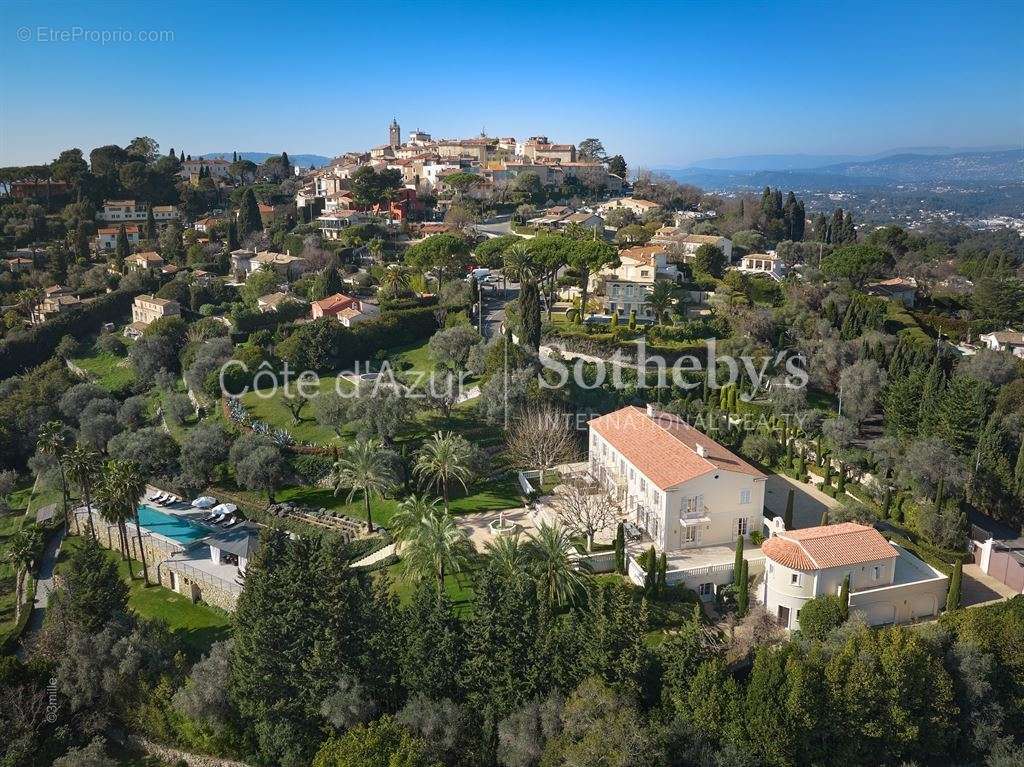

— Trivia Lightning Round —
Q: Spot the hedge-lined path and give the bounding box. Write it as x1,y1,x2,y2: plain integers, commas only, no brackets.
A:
17,524,65,657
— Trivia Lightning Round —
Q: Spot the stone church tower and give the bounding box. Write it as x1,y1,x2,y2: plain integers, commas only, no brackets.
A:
389,118,401,149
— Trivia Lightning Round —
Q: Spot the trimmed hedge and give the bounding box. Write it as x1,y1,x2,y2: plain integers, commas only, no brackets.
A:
0,289,140,378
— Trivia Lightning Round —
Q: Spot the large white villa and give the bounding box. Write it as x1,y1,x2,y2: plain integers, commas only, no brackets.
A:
588,405,767,597
760,519,948,629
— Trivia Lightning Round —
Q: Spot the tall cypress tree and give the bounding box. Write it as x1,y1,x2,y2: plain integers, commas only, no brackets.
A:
946,559,962,611
227,218,240,250
114,223,129,270
736,560,749,617
145,206,157,241
237,187,263,238
839,574,850,620
520,279,542,351
75,222,90,261
733,536,744,590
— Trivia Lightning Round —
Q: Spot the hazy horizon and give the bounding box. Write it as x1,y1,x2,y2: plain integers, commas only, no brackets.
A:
1,0,1021,167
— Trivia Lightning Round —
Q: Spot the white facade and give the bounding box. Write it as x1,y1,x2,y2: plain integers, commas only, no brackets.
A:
761,520,948,630
588,406,765,553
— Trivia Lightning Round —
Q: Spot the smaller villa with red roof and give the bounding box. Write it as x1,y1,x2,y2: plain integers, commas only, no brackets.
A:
760,518,948,629
310,292,380,327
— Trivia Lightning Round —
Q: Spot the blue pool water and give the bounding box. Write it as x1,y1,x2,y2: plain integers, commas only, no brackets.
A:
136,505,208,544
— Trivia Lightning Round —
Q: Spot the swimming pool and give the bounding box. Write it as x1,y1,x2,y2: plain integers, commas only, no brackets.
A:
136,505,209,544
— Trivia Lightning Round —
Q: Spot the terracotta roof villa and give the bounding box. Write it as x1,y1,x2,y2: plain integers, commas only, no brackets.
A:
761,522,899,571
588,405,764,491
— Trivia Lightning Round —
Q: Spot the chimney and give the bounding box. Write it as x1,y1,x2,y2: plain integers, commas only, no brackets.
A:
695,444,707,458
646,404,655,418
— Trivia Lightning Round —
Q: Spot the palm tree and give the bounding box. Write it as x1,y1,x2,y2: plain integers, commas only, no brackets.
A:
67,445,101,539
503,241,536,283
107,460,149,584
401,508,475,597
389,493,441,546
93,475,130,560
333,438,396,533
647,280,677,325
381,265,411,295
37,421,70,528
526,520,587,607
3,526,42,624
484,533,530,579
413,431,473,515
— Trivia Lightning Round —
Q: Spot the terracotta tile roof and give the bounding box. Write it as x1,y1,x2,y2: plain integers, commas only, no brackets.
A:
312,292,358,314
763,522,898,571
588,406,764,491
761,537,816,570
619,244,666,265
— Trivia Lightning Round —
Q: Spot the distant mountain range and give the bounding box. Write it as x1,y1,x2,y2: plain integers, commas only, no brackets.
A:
201,151,332,168
657,148,1023,190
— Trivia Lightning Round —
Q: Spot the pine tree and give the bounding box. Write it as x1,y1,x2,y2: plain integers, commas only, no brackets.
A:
784,488,794,530
841,211,856,243
918,352,947,437
946,558,962,611
311,263,343,301
145,206,157,241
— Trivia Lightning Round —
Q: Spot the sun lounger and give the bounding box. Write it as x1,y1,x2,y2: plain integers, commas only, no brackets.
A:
152,492,169,504
147,491,161,501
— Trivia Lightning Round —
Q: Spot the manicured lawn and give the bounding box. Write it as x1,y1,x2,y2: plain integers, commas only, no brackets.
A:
389,338,436,376
58,535,232,659
383,558,480,615
273,475,523,529
71,340,136,391
241,374,356,444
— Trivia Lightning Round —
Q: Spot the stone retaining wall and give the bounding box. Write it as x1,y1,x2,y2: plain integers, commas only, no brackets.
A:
131,736,252,767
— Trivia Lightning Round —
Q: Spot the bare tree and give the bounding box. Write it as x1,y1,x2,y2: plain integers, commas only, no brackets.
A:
550,475,616,552
504,405,580,485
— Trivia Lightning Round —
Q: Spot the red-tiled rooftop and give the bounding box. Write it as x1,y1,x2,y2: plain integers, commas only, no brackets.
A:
588,406,764,490
762,522,899,571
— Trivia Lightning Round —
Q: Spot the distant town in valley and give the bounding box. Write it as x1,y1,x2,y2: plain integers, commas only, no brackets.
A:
1,1,1023,763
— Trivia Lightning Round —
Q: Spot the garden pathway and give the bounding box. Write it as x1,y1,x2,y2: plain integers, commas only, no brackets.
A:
17,523,65,657
350,543,396,568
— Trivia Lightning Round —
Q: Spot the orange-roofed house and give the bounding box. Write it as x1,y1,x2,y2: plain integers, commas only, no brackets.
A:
760,519,948,629
588,405,767,596
310,293,379,327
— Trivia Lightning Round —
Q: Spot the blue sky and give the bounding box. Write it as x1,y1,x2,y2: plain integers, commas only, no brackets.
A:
1,0,1021,167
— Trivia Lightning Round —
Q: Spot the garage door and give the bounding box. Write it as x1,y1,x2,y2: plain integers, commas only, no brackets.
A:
910,594,937,619
865,602,895,625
